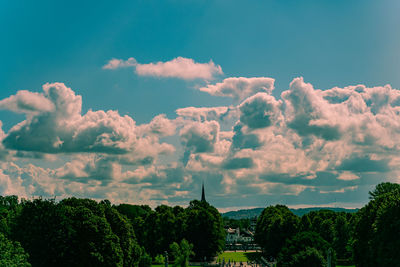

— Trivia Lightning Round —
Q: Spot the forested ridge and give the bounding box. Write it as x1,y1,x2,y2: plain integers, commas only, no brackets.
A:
0,182,399,267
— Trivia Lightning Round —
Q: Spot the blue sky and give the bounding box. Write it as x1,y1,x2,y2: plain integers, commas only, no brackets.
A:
1,1,400,210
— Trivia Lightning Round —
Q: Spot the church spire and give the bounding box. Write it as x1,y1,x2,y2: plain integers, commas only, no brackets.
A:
201,182,206,202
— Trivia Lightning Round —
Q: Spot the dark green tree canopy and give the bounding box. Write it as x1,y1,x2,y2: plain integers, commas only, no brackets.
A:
277,231,333,267
169,239,194,267
255,205,299,258
184,200,225,260
0,232,31,267
368,182,400,200
353,183,400,266
11,197,143,267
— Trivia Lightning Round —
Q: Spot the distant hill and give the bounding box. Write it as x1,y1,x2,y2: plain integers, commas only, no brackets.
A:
221,207,359,219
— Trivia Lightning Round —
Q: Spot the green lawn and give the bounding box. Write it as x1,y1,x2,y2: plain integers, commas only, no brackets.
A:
216,252,260,263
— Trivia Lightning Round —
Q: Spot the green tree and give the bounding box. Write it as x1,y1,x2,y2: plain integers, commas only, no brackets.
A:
333,214,351,259
59,198,124,266
12,197,143,267
183,200,225,260
0,195,21,236
121,203,186,258
114,204,152,222
11,198,71,266
368,182,400,200
154,254,165,264
255,205,299,258
289,247,326,267
353,183,400,266
277,231,333,267
102,200,142,267
0,232,31,267
300,210,336,244
170,239,194,267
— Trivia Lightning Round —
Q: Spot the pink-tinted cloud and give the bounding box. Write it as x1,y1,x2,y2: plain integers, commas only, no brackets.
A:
102,57,137,69
0,90,55,114
199,77,275,100
1,83,173,163
3,77,400,208
103,56,223,80
176,106,232,122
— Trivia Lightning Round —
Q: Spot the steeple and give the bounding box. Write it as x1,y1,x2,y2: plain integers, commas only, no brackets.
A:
201,182,206,202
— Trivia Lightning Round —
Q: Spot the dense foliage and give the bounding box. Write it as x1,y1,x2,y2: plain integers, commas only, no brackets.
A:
0,196,224,266
254,182,400,267
353,184,400,266
277,231,331,267
169,239,194,267
255,205,299,258
116,200,225,261
184,200,225,260
0,232,31,267
10,198,144,267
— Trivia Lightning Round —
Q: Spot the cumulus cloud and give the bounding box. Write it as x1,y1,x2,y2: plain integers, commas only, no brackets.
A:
179,120,220,165
1,83,172,163
199,77,275,100
3,76,400,208
180,121,219,154
137,114,177,137
0,90,55,114
103,56,223,80
239,92,282,129
0,168,26,196
282,77,341,141
55,155,121,184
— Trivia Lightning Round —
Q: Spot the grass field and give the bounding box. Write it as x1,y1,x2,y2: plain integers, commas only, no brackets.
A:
216,251,260,263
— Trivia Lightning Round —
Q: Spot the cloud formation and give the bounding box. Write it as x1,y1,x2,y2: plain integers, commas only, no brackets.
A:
1,83,174,165
199,77,275,100
2,77,400,209
239,92,282,129
103,56,223,80
0,90,55,114
176,106,233,122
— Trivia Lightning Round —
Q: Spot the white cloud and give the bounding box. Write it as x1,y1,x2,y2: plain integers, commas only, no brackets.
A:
180,120,220,154
3,76,400,208
0,90,55,114
199,77,275,100
137,114,177,137
102,57,137,69
1,83,173,163
103,56,223,80
176,106,234,122
337,171,360,181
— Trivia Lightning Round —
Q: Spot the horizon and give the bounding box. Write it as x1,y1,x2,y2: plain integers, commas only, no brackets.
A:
1,1,400,210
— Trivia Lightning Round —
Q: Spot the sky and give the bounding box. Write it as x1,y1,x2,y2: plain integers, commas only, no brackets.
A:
1,0,400,211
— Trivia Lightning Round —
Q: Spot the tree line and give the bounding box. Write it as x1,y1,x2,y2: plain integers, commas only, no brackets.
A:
0,198,225,267
1,182,399,266
254,182,400,267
